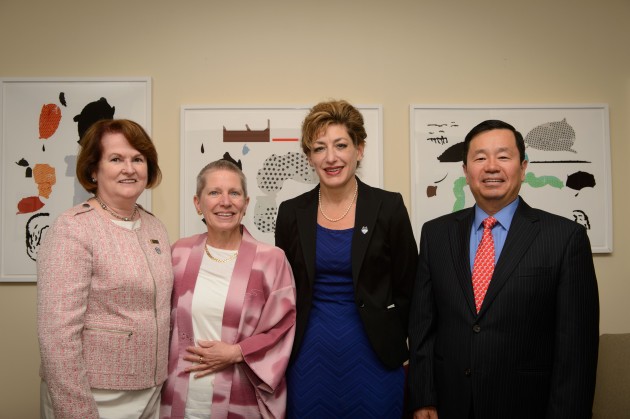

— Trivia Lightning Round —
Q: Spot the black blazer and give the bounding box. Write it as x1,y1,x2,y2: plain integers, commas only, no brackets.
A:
275,177,418,369
407,198,599,419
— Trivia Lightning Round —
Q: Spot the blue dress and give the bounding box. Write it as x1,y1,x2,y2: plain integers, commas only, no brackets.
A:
287,225,405,418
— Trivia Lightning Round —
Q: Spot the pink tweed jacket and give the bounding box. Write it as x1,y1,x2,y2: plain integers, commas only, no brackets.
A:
161,227,296,419
37,202,173,419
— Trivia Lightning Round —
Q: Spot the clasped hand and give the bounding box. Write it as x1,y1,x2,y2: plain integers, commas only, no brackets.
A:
184,340,244,378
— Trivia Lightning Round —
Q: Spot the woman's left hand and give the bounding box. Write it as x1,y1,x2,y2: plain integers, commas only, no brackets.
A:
184,340,244,378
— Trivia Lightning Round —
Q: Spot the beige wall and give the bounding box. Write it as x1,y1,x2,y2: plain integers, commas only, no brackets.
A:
1,0,628,416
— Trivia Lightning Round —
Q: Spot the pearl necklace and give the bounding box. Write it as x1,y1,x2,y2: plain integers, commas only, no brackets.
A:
94,196,138,221
318,180,358,222
205,244,238,263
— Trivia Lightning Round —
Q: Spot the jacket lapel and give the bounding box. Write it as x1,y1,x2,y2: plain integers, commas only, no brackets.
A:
296,187,318,287
221,227,257,344
477,199,540,318
451,208,477,316
352,178,380,287
180,234,207,293
176,233,207,344
171,233,206,416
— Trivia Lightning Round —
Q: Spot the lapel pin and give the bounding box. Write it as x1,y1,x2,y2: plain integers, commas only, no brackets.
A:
150,239,162,254
361,226,368,234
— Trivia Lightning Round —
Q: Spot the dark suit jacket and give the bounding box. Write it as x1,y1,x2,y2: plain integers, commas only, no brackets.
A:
407,198,599,419
275,177,418,369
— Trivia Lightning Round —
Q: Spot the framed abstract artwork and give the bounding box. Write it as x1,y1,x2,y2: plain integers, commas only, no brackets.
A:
410,104,612,253
181,105,383,245
0,77,152,282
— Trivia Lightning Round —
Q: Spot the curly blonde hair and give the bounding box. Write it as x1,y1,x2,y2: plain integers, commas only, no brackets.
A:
301,100,367,156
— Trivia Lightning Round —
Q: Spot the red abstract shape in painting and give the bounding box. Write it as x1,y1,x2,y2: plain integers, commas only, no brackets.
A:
17,196,45,214
39,104,62,139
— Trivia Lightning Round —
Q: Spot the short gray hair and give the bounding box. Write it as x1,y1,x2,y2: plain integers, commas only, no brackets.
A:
195,159,248,198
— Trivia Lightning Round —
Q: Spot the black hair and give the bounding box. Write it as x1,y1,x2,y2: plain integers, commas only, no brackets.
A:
462,119,525,164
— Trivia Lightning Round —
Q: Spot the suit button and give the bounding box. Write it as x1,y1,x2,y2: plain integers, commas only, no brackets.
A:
473,324,481,333
464,369,472,376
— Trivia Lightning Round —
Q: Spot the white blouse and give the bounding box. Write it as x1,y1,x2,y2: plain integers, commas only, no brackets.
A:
184,245,237,419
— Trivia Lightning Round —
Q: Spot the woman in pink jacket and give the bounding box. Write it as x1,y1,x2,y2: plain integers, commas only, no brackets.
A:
161,159,296,419
37,119,173,419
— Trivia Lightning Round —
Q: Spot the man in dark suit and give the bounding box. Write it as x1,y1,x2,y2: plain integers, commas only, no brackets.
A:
407,119,599,419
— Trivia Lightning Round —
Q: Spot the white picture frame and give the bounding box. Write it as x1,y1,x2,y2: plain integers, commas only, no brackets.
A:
181,104,383,244
410,104,612,253
0,77,152,282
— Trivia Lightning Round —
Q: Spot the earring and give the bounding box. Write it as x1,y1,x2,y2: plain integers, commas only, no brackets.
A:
197,210,202,215
91,177,97,183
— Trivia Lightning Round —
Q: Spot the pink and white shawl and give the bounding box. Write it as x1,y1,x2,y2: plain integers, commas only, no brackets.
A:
161,227,296,419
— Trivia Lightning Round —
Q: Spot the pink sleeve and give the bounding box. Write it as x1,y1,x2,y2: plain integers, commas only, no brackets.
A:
237,249,296,419
239,252,296,390
37,214,99,419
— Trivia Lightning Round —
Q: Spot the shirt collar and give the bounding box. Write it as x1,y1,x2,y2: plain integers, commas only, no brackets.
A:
473,197,520,231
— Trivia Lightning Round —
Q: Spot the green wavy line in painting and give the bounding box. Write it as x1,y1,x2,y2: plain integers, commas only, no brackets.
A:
524,172,564,189
452,177,468,212
450,172,563,213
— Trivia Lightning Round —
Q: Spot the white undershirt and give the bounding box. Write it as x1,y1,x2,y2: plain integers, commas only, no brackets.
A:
184,245,236,419
112,218,141,230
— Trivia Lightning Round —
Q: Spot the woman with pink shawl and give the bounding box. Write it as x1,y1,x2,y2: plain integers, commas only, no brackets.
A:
161,159,296,419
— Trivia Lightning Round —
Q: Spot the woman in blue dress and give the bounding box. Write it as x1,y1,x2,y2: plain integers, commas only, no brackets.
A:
275,100,418,418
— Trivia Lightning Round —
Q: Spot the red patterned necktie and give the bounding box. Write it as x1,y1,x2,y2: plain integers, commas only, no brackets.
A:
472,216,497,313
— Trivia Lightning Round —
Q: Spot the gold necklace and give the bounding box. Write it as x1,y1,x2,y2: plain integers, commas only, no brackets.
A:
318,180,358,222
204,244,238,263
94,196,138,221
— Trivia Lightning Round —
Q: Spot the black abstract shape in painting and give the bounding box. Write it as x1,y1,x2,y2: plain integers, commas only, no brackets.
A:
17,158,32,177
438,142,466,162
572,210,591,230
59,92,67,107
566,171,596,196
73,97,115,144
26,212,50,261
222,152,243,170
